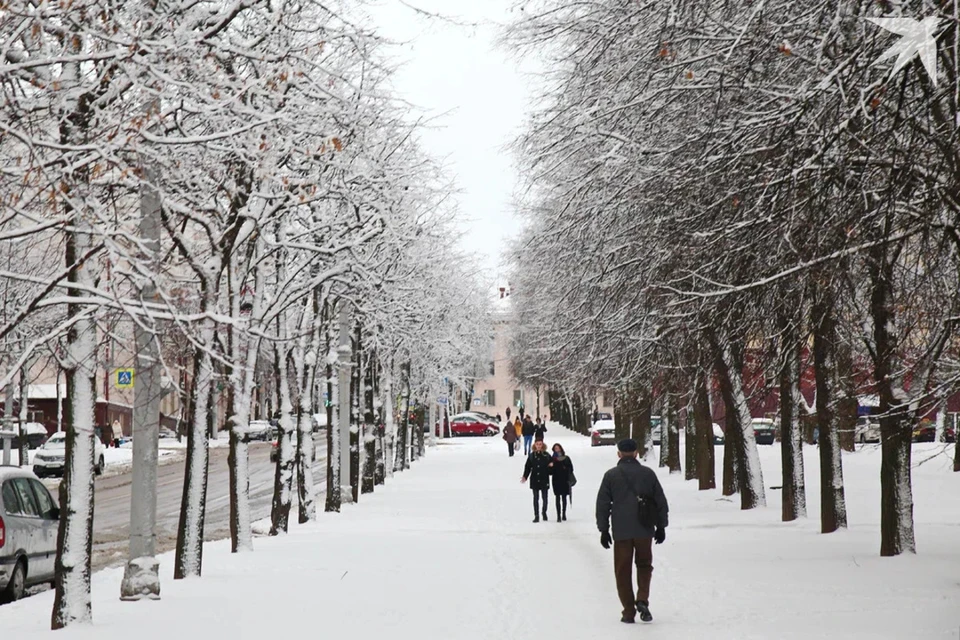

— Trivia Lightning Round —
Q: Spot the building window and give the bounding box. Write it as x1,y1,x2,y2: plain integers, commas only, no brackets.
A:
514,389,523,407
484,390,496,406
489,361,495,376
602,392,613,408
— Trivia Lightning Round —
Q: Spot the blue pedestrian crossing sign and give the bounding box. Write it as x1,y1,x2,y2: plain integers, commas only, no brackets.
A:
116,369,135,389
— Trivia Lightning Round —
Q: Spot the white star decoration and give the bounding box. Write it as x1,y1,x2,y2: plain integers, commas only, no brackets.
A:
867,16,940,86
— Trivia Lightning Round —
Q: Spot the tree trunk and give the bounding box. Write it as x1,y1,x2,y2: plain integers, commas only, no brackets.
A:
349,325,361,502
174,320,213,580
362,351,376,494
694,374,715,490
325,312,341,512
228,428,251,548
779,337,806,522
395,361,410,471
684,404,697,481
635,394,653,461
714,342,765,509
296,313,317,523
18,364,29,466
812,297,847,534
869,250,914,555
270,349,295,534
52,262,97,627
613,388,629,442
665,399,681,474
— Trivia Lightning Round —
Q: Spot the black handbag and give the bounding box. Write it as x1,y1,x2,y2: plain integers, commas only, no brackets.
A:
619,467,657,529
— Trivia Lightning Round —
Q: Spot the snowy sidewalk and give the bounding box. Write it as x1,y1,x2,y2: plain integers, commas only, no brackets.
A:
2,426,959,639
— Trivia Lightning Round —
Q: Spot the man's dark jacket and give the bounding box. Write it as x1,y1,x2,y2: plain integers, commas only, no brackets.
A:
521,419,536,437
596,457,669,540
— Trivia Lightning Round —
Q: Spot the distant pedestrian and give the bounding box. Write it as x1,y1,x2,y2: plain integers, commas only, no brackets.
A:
514,416,522,441
521,416,535,454
505,407,511,421
496,413,502,423
549,443,574,522
534,418,548,442
596,438,669,625
502,421,518,457
522,440,552,522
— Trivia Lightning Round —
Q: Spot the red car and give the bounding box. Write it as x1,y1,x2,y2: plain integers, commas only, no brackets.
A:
450,416,498,437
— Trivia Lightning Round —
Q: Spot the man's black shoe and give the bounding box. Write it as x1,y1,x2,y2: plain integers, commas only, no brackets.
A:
620,616,635,624
636,600,653,622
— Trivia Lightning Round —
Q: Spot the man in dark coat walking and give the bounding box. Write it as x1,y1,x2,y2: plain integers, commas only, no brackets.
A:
596,438,669,624
502,420,518,456
521,415,536,454
522,440,553,522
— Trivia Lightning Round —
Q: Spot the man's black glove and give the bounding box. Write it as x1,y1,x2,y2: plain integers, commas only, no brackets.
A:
654,527,666,545
600,531,612,549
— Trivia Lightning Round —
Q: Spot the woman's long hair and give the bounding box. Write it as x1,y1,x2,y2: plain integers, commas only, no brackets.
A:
552,443,566,456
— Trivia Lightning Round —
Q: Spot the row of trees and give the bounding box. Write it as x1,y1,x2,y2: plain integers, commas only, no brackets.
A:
0,0,489,628
505,0,960,558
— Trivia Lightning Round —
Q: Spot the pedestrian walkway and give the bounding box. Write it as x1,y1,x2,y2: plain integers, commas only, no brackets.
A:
2,426,957,639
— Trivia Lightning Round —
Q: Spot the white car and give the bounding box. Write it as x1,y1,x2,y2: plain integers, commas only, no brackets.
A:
33,432,105,478
0,467,60,602
590,419,616,446
247,420,273,441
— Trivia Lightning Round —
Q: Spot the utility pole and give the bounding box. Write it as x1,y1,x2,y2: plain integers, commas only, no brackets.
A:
120,145,162,601
337,305,352,502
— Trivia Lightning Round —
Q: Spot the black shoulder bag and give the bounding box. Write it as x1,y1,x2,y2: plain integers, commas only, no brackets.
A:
618,466,657,529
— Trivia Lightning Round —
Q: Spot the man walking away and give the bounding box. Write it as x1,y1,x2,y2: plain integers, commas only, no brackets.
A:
502,420,518,457
521,415,535,454
596,438,668,624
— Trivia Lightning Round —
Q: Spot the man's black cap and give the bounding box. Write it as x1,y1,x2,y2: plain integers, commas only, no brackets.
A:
617,438,638,452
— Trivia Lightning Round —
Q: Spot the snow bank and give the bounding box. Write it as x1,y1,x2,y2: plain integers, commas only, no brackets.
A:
1,431,957,638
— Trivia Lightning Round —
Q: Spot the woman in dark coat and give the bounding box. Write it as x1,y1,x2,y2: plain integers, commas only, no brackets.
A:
502,421,518,457
549,443,574,522
521,440,553,522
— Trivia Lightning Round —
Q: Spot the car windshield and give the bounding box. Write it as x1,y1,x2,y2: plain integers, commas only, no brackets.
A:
44,436,66,450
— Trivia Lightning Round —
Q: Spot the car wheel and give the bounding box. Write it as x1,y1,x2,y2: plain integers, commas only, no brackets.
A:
1,559,26,604
96,455,105,476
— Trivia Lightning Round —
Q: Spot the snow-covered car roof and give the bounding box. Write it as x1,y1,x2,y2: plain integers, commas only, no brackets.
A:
0,465,41,481
593,419,615,431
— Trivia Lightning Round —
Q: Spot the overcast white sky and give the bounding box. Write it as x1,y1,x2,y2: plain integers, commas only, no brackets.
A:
369,0,535,288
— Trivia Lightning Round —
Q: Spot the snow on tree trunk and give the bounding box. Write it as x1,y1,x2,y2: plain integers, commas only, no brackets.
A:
228,429,251,550
348,325,361,502
396,361,411,471
325,316,341,512
715,344,765,509
658,398,669,469
174,333,212,579
812,298,847,534
384,366,396,477
934,402,946,444
270,348,295,534
295,315,317,523
684,404,697,481
362,351,376,494
869,259,914,555
52,273,97,627
636,397,654,462
296,403,315,522
694,374,715,491
17,364,29,466
779,340,807,522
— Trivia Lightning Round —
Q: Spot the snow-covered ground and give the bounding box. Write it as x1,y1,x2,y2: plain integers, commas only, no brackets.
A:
1,426,957,638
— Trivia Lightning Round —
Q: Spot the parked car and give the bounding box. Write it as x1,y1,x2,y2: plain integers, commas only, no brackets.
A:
158,427,177,440
593,411,613,422
247,420,273,441
912,421,936,443
751,418,776,445
450,416,498,437
855,417,881,444
311,413,328,432
0,466,59,602
590,419,616,447
450,412,497,425
33,432,105,478
270,440,279,463
713,423,725,445
12,423,49,450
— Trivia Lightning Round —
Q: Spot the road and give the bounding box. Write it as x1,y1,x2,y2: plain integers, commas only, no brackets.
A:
91,438,327,570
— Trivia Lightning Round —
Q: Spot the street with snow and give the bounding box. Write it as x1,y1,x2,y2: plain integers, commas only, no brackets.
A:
2,426,956,639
